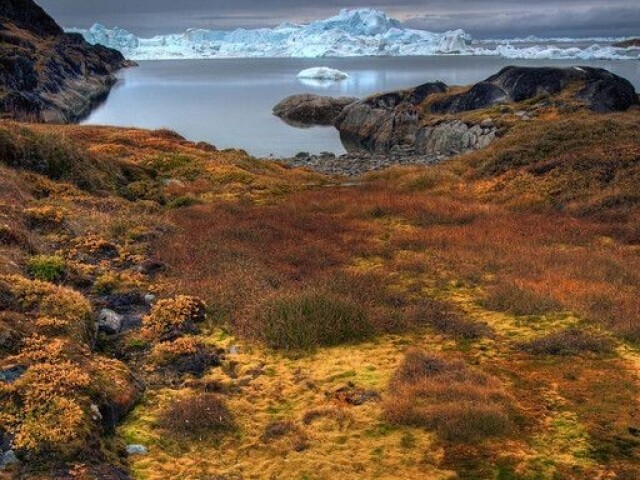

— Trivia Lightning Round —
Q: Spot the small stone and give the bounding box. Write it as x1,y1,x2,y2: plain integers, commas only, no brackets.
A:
229,345,240,355
98,309,123,335
0,450,19,469
0,366,26,384
126,444,148,456
144,293,156,304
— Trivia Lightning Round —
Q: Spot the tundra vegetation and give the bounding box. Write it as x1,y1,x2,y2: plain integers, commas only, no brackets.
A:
1,95,640,480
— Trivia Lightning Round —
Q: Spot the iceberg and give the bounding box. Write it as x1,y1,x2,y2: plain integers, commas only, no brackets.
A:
68,9,473,60
297,67,349,81
67,8,638,61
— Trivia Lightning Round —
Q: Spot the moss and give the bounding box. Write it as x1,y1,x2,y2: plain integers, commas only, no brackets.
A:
27,255,66,282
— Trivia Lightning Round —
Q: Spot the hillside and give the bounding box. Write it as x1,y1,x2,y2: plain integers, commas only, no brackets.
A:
0,93,640,479
0,0,128,122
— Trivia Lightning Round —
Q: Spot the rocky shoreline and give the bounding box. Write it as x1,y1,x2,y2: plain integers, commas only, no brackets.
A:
279,149,445,177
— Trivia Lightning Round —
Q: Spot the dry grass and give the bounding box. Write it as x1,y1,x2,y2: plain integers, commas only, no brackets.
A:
157,393,236,441
518,328,613,356
383,350,514,443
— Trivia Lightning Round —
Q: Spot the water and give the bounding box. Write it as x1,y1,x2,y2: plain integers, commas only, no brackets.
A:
83,56,640,158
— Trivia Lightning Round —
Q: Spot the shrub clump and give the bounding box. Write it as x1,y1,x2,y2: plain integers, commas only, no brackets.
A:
143,295,207,340
157,394,235,441
383,349,514,443
27,255,67,283
518,328,613,356
413,298,493,340
480,281,562,316
256,291,373,352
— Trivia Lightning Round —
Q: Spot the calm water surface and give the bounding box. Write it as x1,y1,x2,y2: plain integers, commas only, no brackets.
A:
83,57,640,157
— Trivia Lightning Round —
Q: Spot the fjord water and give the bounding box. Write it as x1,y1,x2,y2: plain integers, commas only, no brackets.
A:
82,56,640,157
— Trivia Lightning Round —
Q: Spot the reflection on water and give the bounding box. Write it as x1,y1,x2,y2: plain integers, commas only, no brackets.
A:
82,56,640,158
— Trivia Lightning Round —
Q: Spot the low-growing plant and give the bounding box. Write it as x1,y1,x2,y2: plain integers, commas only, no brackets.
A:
518,328,613,356
412,298,493,340
143,295,206,340
256,291,373,352
383,349,514,443
157,394,235,441
480,281,562,316
27,255,66,283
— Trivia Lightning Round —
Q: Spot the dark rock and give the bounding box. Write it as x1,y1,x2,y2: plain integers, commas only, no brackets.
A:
273,94,358,127
138,258,167,276
172,348,220,377
0,365,26,384
104,291,145,312
335,82,447,153
0,449,18,469
121,314,144,332
0,430,11,452
431,66,639,114
0,0,131,122
330,382,380,406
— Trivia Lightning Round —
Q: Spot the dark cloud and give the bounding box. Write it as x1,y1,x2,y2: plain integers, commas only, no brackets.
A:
37,0,640,38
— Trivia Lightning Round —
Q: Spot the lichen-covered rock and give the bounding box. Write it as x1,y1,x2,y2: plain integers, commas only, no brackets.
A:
273,94,357,126
98,309,124,335
415,120,498,156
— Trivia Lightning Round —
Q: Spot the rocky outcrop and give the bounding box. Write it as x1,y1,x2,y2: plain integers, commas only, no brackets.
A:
431,66,639,114
335,82,447,153
415,120,497,156
0,0,130,122
273,94,357,126
333,66,638,156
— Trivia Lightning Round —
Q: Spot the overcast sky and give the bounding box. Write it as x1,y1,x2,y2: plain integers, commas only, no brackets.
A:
38,0,640,38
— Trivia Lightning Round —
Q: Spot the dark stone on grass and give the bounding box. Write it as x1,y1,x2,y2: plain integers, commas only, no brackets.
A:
331,382,380,406
137,259,167,276
0,365,26,384
104,291,145,311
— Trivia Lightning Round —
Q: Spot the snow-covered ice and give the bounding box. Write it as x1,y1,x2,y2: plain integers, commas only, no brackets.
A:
297,67,349,81
67,8,638,61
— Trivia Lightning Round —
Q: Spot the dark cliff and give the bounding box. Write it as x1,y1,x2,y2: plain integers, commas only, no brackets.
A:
0,0,129,122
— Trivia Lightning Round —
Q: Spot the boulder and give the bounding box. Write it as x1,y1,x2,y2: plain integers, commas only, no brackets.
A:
335,82,447,153
431,66,639,114
98,309,124,335
273,94,357,127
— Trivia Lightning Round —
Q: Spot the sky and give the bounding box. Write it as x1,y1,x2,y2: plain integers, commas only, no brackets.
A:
38,0,640,39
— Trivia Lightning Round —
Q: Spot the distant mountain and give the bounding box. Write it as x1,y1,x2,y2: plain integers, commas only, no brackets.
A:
0,0,130,122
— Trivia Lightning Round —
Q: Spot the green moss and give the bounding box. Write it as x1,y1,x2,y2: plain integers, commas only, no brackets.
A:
27,255,66,282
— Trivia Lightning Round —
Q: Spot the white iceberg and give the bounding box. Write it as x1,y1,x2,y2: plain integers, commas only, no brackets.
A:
66,8,636,61
67,8,473,60
297,67,349,81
